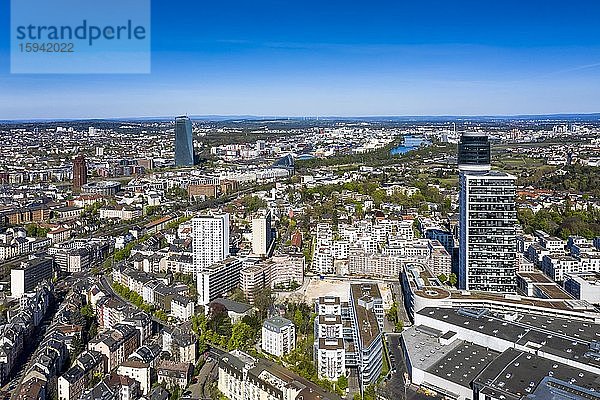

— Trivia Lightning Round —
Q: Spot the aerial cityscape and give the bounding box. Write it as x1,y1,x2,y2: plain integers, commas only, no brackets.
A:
1,1,600,400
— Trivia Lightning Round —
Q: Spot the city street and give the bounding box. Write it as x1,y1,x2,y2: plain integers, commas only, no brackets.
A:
380,334,443,400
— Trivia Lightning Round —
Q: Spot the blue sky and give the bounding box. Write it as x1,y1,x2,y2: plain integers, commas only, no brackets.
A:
1,0,600,119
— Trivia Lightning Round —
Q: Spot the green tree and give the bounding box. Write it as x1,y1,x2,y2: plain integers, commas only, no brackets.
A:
154,309,169,322
241,195,267,214
395,320,404,332
227,322,254,350
71,333,84,359
81,303,95,318
448,273,458,287
437,273,448,283
363,384,376,400
254,287,275,319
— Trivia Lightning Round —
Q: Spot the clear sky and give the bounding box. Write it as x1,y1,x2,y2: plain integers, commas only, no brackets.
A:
1,0,600,119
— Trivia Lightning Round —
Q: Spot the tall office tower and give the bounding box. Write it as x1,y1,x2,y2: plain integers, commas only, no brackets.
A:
192,213,230,271
458,132,491,171
458,133,518,293
174,116,194,166
72,154,88,193
252,209,273,257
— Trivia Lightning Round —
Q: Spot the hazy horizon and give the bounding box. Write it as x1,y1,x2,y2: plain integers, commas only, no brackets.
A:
2,0,600,119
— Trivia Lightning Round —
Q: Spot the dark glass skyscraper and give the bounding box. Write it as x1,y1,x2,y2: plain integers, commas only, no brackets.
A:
174,116,194,166
458,132,491,172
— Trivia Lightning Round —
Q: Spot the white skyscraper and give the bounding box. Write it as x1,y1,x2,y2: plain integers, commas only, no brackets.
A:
458,133,518,293
251,209,272,257
192,213,230,271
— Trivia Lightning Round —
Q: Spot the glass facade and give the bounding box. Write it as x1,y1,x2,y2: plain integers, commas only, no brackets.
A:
459,172,518,293
174,116,194,166
458,133,491,171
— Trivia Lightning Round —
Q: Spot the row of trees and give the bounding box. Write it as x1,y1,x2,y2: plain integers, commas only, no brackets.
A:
437,273,458,287
385,302,404,332
25,223,50,238
111,281,169,322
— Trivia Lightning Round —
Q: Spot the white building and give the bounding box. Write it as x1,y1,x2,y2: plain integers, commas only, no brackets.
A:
251,209,272,257
170,294,195,321
261,316,296,357
10,257,53,297
218,350,339,400
192,213,230,271
196,257,241,306
117,360,151,395
315,339,345,380
349,283,383,389
564,272,600,303
313,248,334,275
99,206,142,221
542,254,580,281
270,253,304,289
315,296,343,316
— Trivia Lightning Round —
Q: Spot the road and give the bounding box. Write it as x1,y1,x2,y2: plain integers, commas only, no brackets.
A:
389,280,412,327
3,284,69,397
187,357,217,400
379,334,443,400
98,275,171,329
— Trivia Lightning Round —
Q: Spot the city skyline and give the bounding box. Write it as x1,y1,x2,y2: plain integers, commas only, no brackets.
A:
1,0,600,119
1,1,600,399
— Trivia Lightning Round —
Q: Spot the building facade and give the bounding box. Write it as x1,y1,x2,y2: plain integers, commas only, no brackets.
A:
174,116,194,166
11,256,53,297
192,213,230,271
251,209,272,257
261,316,296,357
458,133,518,293
72,154,88,193
196,257,241,306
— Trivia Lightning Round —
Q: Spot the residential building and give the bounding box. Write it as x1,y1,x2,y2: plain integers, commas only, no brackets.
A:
458,133,518,293
270,253,304,289
117,360,151,395
58,350,104,400
196,257,241,306
170,294,194,321
218,350,341,400
87,324,140,371
564,272,600,303
192,213,230,271
348,284,383,389
240,260,271,304
156,360,193,389
251,209,273,257
261,316,296,357
162,327,197,364
11,256,53,297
